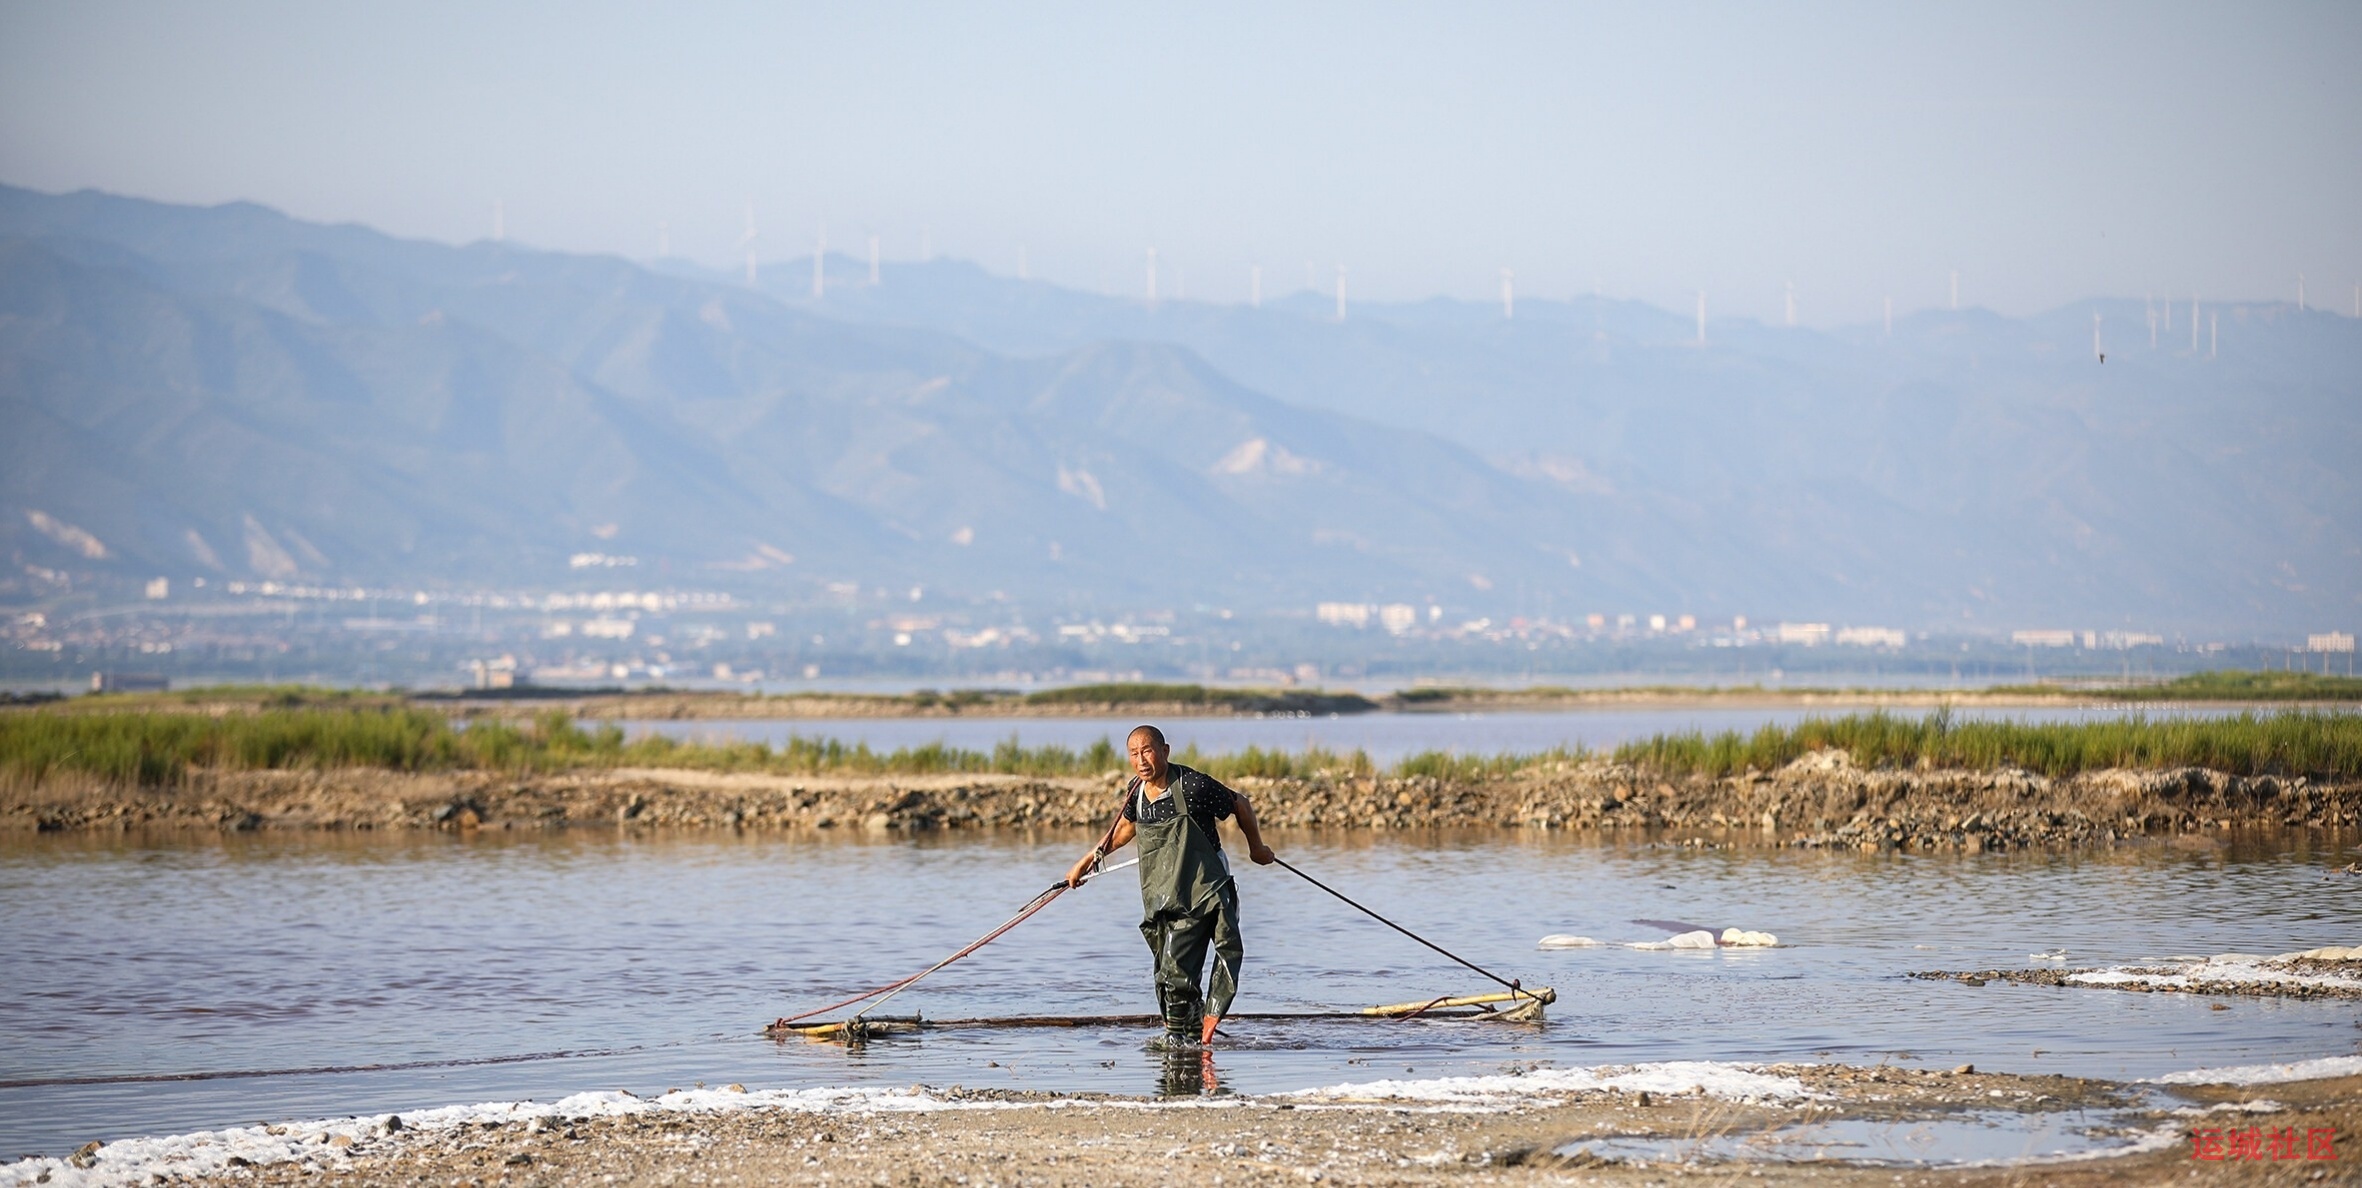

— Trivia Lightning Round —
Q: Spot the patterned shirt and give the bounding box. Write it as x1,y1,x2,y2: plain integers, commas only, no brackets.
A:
1122,763,1237,851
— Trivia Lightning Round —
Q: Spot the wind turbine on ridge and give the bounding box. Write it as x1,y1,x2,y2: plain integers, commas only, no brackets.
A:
736,204,760,287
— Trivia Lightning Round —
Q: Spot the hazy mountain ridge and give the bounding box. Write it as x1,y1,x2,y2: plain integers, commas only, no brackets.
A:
0,186,1661,612
0,235,790,578
1,185,2353,629
745,253,2361,630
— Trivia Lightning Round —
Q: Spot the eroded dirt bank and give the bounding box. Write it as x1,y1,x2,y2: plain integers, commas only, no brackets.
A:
6,749,2355,851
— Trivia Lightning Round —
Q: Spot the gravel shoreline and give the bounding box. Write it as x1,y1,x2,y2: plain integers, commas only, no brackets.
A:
9,747,2356,851
12,1063,2354,1187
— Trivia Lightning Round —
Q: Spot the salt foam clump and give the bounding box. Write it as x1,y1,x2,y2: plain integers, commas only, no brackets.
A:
1537,934,1602,948
1627,929,1719,951
0,1085,974,1188
1288,1060,1809,1106
1542,929,1778,950
2150,1055,2362,1086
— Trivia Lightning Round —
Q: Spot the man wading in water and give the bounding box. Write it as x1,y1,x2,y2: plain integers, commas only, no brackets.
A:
1066,725,1276,1049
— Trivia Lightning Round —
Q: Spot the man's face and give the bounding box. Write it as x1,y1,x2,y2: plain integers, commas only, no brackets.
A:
1128,733,1169,781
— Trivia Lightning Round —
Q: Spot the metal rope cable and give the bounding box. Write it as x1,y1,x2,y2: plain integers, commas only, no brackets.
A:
1272,857,1538,1002
768,884,1064,1028
849,857,1136,1022
771,791,1137,1030
853,883,1067,1021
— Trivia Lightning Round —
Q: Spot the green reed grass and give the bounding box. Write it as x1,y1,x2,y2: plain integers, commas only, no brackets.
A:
1024,682,1234,707
1991,669,2362,702
1393,746,1588,782
2,705,2355,787
1611,708,2362,779
0,707,1131,786
1171,743,1376,781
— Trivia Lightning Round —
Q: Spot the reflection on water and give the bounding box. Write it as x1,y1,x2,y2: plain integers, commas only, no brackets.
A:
1,825,2355,1158
619,705,2262,766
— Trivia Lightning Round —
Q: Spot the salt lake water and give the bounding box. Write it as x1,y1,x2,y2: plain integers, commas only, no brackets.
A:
3,823,2355,1159
617,703,2259,764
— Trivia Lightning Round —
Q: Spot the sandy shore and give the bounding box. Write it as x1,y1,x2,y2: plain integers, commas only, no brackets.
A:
8,747,2357,851
16,1061,2355,1186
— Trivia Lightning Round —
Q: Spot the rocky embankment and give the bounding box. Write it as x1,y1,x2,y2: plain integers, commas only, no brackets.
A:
6,748,2354,848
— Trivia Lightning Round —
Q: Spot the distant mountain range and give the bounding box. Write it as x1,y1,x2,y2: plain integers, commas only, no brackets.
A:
2,184,2354,632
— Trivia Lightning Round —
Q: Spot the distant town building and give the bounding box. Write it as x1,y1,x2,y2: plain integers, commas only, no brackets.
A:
1774,622,1832,646
580,618,636,639
2088,631,2165,649
1379,604,1418,634
144,577,169,600
1835,626,1907,648
91,672,169,693
1317,602,1374,628
469,656,518,690
945,627,1015,649
2011,630,2077,648
2310,632,2356,653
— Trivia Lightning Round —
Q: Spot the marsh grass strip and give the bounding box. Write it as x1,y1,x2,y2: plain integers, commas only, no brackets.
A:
2,707,2357,786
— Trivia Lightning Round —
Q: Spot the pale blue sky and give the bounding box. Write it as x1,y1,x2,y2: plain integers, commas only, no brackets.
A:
2,1,2356,323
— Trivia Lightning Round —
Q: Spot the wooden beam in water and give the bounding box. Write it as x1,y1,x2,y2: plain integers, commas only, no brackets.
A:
1360,987,1556,1016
